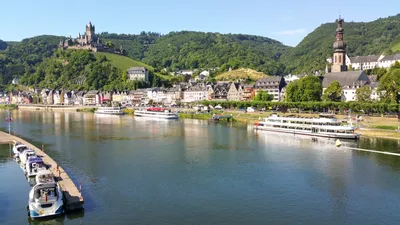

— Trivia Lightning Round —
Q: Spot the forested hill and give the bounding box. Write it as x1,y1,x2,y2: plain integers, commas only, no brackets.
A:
100,31,290,75
1,13,400,89
282,14,400,73
0,35,62,88
0,39,7,50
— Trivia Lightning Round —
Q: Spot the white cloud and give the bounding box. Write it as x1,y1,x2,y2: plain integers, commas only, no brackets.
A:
274,28,307,36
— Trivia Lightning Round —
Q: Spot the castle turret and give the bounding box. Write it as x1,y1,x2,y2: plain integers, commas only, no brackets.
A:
331,16,348,73
86,21,96,43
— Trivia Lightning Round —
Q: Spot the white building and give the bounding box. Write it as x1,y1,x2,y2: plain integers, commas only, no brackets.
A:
347,53,400,70
183,85,208,102
200,70,210,77
127,67,149,81
254,77,286,102
12,78,19,85
283,74,301,84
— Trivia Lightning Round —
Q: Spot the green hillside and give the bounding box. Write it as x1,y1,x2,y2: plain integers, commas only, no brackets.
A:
282,14,400,73
392,42,400,52
101,31,289,75
94,52,154,71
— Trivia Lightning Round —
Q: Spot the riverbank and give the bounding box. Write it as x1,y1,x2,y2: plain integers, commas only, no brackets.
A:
8,105,400,140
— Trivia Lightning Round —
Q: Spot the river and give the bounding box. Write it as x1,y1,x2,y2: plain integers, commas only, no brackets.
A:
1,110,400,225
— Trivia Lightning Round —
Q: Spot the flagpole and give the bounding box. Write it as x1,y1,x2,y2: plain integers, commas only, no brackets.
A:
8,109,11,135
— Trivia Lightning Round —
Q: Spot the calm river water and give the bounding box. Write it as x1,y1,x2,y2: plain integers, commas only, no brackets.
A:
1,110,400,225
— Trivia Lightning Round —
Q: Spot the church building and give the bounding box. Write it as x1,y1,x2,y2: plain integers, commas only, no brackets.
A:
322,17,374,102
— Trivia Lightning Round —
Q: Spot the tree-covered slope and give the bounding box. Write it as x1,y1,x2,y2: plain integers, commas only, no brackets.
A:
283,14,400,73
0,35,62,88
101,31,290,75
0,39,7,50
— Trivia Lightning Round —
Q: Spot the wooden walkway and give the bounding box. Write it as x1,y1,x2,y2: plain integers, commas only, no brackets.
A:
0,131,84,211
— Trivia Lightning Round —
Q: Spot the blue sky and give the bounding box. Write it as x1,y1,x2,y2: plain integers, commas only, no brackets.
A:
0,0,399,46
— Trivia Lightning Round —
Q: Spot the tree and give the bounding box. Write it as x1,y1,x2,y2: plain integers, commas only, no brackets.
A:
105,41,115,48
299,76,322,101
378,68,400,103
322,80,342,102
254,90,273,101
285,76,322,102
356,86,372,102
285,80,300,102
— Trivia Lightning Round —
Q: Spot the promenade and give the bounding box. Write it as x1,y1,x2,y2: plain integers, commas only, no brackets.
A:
0,131,84,211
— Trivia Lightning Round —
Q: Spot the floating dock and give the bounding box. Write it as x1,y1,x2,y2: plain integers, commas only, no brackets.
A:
0,131,84,212
210,114,233,122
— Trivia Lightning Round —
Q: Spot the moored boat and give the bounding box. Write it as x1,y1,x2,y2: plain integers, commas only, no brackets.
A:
254,114,360,139
95,107,124,115
12,143,29,159
25,157,47,177
20,149,37,166
134,107,178,119
28,170,64,219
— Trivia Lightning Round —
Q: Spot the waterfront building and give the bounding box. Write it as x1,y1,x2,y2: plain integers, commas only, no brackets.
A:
241,85,255,101
254,76,286,102
183,85,208,103
83,90,99,105
127,67,149,82
164,86,182,105
227,83,243,101
211,82,229,101
74,91,85,105
64,91,74,105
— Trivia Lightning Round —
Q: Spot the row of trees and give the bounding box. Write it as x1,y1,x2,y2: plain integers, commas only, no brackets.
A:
200,100,400,114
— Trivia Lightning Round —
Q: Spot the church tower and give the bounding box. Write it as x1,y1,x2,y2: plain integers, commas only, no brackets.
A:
331,16,348,73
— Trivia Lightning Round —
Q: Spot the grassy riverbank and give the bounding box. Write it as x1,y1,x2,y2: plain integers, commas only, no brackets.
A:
0,104,18,109
76,108,96,113
122,108,135,114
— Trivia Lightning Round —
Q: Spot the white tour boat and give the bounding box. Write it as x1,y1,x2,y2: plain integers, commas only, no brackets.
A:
20,149,37,165
95,107,124,115
254,114,360,139
12,143,29,158
28,170,64,219
134,107,178,119
25,157,47,177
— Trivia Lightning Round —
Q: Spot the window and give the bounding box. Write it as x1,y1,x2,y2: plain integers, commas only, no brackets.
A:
335,55,337,63
339,55,342,63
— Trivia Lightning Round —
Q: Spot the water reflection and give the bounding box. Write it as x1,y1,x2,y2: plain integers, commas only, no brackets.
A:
2,110,400,224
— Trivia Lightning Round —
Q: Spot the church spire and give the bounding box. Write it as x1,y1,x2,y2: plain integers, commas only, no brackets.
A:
331,16,348,73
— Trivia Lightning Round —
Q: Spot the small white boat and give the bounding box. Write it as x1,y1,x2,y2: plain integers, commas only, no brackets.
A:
134,108,178,119
95,107,124,115
20,150,37,165
28,170,64,219
336,139,342,147
254,114,360,139
25,157,47,177
12,143,29,158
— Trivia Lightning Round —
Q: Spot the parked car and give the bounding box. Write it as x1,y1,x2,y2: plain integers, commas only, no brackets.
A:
247,107,255,112
215,105,223,110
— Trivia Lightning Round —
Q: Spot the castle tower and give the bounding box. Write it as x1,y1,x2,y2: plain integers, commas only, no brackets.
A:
86,21,96,43
331,16,348,73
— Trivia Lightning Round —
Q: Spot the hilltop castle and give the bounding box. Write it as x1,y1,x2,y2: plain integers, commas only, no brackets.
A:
59,21,124,55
